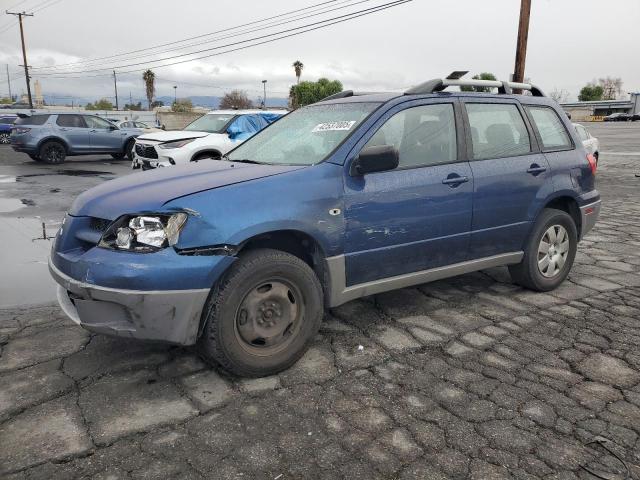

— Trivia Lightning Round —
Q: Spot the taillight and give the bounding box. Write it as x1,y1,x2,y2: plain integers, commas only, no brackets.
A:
586,153,597,175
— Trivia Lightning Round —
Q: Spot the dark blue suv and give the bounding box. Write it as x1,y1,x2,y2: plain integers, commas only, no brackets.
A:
0,114,17,144
49,75,600,376
10,113,142,163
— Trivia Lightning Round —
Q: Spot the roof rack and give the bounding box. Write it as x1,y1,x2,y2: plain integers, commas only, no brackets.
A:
405,72,545,97
320,90,387,101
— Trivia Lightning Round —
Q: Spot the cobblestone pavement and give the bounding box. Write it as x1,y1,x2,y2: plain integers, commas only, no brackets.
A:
1,124,639,479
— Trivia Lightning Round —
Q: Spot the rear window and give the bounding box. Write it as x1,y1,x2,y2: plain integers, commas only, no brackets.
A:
14,114,50,126
526,106,573,151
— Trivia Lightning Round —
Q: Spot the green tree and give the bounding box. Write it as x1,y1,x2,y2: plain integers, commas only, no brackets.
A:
292,60,304,84
151,100,164,109
171,98,193,113
578,84,604,101
0,97,12,104
85,98,114,110
290,78,343,108
124,102,142,111
142,69,155,110
460,72,498,92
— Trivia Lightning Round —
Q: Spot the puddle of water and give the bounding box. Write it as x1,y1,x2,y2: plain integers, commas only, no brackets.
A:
0,217,59,307
0,197,25,213
16,169,115,181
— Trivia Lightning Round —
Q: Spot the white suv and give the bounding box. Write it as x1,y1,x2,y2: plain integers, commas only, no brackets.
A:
132,109,284,169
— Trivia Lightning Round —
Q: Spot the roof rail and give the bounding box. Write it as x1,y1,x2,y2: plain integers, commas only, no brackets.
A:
321,90,354,101
405,75,545,97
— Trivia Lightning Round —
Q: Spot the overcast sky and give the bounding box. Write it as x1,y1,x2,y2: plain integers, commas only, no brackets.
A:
0,0,638,103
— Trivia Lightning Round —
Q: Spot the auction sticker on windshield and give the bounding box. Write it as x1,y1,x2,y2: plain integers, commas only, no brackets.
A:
312,120,356,133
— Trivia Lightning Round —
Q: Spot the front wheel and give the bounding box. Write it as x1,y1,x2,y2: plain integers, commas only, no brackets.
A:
509,208,578,291
198,248,324,377
39,141,66,164
0,132,10,144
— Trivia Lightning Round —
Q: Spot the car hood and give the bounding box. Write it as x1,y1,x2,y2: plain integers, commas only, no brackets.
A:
137,130,212,142
69,161,304,219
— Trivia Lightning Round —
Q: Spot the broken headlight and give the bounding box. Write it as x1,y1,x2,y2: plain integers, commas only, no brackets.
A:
98,213,187,252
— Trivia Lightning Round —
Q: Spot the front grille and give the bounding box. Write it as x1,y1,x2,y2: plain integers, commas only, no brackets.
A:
135,143,158,159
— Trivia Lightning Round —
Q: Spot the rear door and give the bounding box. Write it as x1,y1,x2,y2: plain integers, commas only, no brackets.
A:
343,99,473,285
85,115,125,152
462,99,552,259
55,115,91,152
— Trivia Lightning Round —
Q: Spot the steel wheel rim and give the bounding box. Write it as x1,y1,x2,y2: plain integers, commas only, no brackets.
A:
234,277,304,356
537,224,570,278
46,145,62,162
0,133,9,144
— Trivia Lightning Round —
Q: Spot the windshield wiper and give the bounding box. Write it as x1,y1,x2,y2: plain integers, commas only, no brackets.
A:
230,158,263,164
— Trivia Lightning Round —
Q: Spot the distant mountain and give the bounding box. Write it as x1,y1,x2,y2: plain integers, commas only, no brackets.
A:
42,94,288,109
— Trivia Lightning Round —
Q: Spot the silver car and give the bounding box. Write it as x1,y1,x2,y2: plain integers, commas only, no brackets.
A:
574,123,599,164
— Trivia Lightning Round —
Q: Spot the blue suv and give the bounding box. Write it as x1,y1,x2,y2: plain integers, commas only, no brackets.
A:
49,75,600,376
0,114,17,144
10,113,142,163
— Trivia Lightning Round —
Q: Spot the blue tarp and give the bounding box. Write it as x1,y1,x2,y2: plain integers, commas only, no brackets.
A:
227,113,283,141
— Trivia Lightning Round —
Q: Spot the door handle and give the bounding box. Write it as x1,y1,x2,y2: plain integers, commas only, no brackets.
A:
89,129,98,133
527,164,547,175
442,175,469,186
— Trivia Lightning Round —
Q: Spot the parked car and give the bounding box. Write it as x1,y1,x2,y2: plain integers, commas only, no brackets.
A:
603,113,631,122
10,113,144,163
574,123,599,164
0,114,17,144
49,75,600,377
631,113,640,122
115,120,163,133
132,109,284,170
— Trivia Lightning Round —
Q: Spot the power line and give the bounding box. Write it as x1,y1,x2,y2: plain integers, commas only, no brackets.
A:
30,0,343,71
32,0,413,77
32,0,369,72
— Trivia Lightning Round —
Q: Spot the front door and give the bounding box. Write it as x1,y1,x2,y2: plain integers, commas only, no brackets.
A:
462,100,552,258
85,116,125,152
343,101,473,286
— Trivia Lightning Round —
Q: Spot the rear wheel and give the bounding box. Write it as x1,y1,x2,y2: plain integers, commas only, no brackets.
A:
509,208,577,291
198,248,324,377
125,139,135,160
39,141,66,164
110,152,125,159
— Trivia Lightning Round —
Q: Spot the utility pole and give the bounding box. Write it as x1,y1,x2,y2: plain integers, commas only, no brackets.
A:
6,11,34,109
5,64,11,101
262,80,267,109
173,85,177,104
112,70,119,110
512,0,532,93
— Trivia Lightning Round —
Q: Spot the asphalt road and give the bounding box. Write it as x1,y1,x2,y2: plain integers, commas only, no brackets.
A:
0,123,639,479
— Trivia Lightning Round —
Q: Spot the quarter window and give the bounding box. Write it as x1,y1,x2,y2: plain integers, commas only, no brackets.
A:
15,114,50,126
466,103,531,160
526,106,573,150
363,103,457,168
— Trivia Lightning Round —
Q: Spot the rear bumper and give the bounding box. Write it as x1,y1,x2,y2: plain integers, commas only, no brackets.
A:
49,259,210,345
580,199,601,238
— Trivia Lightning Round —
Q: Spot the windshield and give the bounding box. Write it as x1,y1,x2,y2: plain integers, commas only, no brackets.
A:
227,103,379,165
184,113,237,133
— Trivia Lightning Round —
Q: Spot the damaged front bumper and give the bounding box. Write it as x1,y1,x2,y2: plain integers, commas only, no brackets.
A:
49,259,211,345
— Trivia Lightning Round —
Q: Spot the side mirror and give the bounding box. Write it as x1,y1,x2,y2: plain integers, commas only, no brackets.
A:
349,145,399,176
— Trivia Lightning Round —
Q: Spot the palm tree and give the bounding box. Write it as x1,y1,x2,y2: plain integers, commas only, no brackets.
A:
142,70,155,110
292,60,304,84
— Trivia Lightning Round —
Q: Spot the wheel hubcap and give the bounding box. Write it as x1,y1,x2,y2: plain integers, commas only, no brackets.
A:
235,279,303,354
0,133,9,144
47,146,61,161
537,225,570,278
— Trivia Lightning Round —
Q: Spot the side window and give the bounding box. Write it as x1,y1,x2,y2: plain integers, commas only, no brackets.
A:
56,115,86,128
526,106,572,150
363,103,457,168
465,103,531,160
85,116,113,129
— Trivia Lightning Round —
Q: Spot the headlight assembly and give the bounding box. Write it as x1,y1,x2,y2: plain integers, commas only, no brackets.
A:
98,213,188,252
158,138,197,149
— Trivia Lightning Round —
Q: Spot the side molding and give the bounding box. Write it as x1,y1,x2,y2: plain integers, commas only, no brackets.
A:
326,252,524,307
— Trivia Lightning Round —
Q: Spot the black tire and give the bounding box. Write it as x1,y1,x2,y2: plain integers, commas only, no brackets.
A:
509,208,578,292
39,140,66,164
111,152,126,159
28,153,41,161
198,248,324,377
594,151,599,166
192,151,221,162
125,139,135,161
